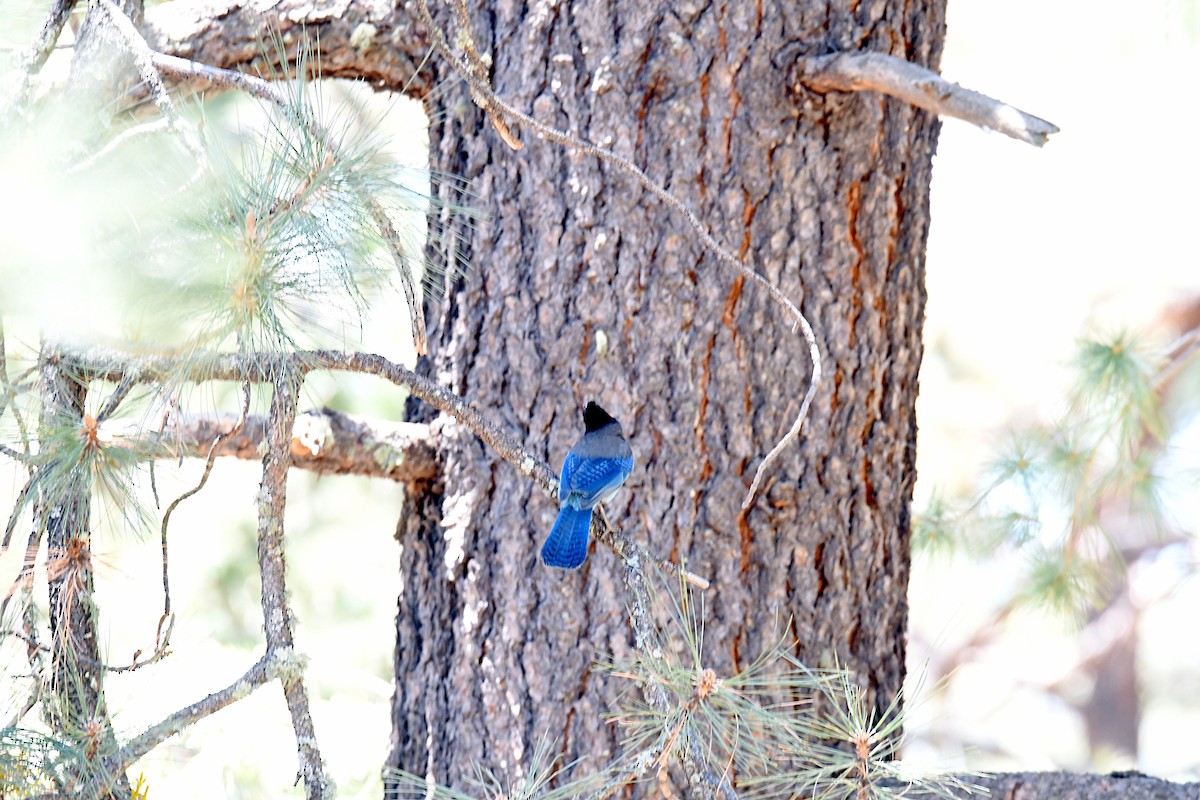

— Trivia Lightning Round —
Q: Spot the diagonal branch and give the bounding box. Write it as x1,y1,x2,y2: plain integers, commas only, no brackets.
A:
93,0,208,176
17,0,78,75
0,0,78,111
62,347,707,589
796,51,1059,147
106,653,275,775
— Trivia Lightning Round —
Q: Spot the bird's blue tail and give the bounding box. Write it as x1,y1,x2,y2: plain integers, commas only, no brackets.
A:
542,506,594,569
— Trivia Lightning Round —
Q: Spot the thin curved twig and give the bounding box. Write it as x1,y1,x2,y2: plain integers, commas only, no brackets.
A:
0,625,174,674
156,380,250,647
413,0,822,512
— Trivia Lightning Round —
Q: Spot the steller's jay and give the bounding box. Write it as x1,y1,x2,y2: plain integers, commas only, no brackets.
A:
541,402,634,570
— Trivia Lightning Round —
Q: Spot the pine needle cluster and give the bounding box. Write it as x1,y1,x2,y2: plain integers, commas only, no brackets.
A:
388,579,973,800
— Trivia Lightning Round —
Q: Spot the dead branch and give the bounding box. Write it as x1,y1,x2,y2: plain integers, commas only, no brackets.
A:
256,366,330,799
16,0,78,75
894,771,1199,800
0,0,79,109
797,52,1059,147
157,380,249,632
94,0,208,176
163,408,440,482
142,0,430,93
107,652,275,774
60,347,708,588
67,118,171,174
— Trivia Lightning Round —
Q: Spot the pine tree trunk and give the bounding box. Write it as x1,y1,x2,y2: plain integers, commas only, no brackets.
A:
38,361,128,796
390,0,944,788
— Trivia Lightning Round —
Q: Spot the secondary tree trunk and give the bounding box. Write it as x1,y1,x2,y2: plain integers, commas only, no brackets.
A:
390,0,944,789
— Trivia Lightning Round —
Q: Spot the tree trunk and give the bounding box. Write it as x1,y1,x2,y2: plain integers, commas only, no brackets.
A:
390,0,943,788
38,361,129,796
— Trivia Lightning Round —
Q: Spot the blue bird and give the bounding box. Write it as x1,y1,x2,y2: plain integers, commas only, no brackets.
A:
542,402,634,570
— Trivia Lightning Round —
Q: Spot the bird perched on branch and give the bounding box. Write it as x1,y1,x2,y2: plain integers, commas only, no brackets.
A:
542,402,634,570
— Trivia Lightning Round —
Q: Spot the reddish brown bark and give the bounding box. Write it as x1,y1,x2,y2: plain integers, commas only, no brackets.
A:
391,0,942,787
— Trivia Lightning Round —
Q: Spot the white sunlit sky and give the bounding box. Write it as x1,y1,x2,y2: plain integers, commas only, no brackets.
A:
1,0,1198,797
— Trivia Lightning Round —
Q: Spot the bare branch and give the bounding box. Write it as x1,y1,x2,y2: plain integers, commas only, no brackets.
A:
143,0,431,94
257,366,330,799
93,0,208,176
1155,324,1200,392
67,118,171,174
149,51,280,104
0,319,34,460
0,0,78,110
0,443,32,464
96,369,138,421
92,399,431,783
108,653,275,774
895,771,1200,800
157,381,249,642
60,347,707,587
0,517,41,630
17,0,78,75
166,409,439,482
0,625,174,675
797,52,1059,147
1,473,35,550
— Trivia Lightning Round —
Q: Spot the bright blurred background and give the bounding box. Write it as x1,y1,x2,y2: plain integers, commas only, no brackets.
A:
1,0,1199,796
907,0,1200,782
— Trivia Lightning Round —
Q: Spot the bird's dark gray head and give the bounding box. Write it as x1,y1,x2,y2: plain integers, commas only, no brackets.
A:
582,401,619,433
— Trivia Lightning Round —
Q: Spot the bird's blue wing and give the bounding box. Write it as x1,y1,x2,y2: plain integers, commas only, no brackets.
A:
560,453,633,508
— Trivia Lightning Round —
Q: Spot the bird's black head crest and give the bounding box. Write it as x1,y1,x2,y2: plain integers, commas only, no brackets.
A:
582,401,618,432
